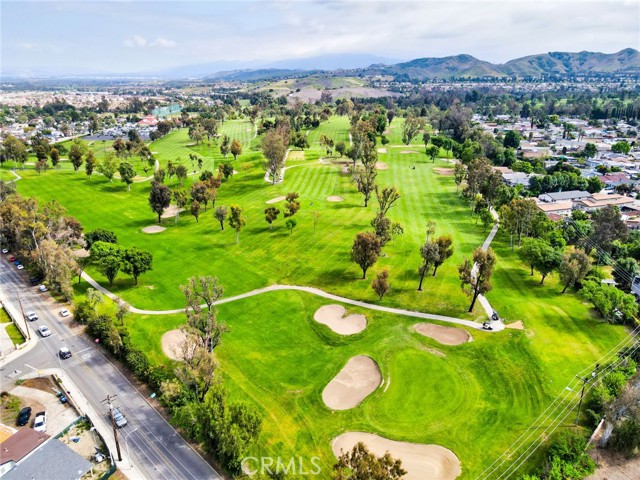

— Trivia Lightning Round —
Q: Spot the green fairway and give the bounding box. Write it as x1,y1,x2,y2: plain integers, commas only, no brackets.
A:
6,115,631,478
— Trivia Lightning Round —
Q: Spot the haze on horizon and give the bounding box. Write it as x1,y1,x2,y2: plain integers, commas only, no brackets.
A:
2,0,639,76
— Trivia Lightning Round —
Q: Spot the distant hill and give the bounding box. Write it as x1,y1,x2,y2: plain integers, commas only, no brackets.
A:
364,49,640,80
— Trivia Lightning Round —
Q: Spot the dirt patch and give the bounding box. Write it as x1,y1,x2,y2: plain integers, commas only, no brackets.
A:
341,166,350,174
161,329,187,361
375,162,389,170
21,376,59,394
327,196,344,202
266,196,286,204
287,150,305,161
414,323,471,346
377,148,388,154
332,432,461,480
142,225,166,234
401,150,418,154
314,305,366,335
588,448,640,480
505,321,525,330
161,205,185,219
322,356,382,410
434,168,454,176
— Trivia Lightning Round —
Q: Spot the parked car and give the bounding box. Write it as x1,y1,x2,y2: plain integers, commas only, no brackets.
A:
26,311,38,321
29,277,41,286
13,260,20,265
58,347,72,359
38,325,52,337
111,407,127,428
33,411,47,432
16,264,24,270
17,407,32,426
1,248,8,254
38,285,48,292
59,308,70,317
8,255,15,262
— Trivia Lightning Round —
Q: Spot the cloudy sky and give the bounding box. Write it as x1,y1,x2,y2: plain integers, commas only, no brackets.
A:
2,0,639,74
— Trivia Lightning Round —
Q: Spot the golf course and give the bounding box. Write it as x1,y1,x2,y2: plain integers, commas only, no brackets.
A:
5,115,630,478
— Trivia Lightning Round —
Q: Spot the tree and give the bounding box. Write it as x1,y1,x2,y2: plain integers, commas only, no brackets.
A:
353,165,378,207
426,145,439,163
118,161,136,191
401,114,426,145
581,280,638,324
590,205,628,253
220,135,230,158
262,129,287,185
459,247,497,312
391,222,404,244
68,144,83,172
85,229,117,249
613,257,640,292
175,164,188,186
375,186,401,216
332,442,406,480
191,200,201,223
2,135,27,168
230,139,242,160
291,131,310,150
264,207,279,229
34,158,48,175
173,188,188,224
583,143,597,159
149,181,172,223
214,206,227,231
311,211,322,237
284,192,300,217
181,275,224,313
335,141,346,157
533,247,563,285
425,220,436,243
454,163,466,192
228,204,245,243
351,232,381,279
479,208,495,232
559,251,592,293
98,253,122,286
432,235,454,276
85,150,96,178
503,130,521,149
611,141,631,155
371,213,392,246
372,270,390,300
520,238,551,276
285,218,297,235
418,241,439,291
50,147,60,167
219,163,234,181
97,155,118,183
587,176,605,194
122,247,153,285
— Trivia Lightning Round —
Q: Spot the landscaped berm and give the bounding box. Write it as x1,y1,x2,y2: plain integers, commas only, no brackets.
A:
332,432,462,480
314,304,367,335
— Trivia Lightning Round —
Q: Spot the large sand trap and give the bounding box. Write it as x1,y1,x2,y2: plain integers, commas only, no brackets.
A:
414,323,471,346
266,196,286,204
161,329,187,360
375,162,389,170
142,225,166,234
434,168,454,176
322,356,382,410
314,304,366,335
161,205,185,219
505,320,525,330
327,196,344,202
377,148,388,154
332,432,461,480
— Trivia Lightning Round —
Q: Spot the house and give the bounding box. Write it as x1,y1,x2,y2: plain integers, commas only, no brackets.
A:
502,172,536,187
137,114,158,127
535,200,573,218
598,172,632,188
0,428,49,476
573,193,636,212
538,191,591,203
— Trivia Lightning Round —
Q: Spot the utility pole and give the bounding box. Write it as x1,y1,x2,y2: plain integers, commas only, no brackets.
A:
16,294,31,341
575,363,599,425
101,394,122,461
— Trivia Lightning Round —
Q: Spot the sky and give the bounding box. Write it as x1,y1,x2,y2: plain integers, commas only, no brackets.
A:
1,0,639,75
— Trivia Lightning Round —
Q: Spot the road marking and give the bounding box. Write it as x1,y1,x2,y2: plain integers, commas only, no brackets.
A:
81,353,91,360
75,347,92,355
24,364,38,371
7,369,21,378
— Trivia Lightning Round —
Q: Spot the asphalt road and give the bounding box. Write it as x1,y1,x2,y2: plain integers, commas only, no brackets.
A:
0,258,221,480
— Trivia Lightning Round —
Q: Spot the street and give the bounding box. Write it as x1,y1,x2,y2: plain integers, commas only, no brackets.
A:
0,258,221,480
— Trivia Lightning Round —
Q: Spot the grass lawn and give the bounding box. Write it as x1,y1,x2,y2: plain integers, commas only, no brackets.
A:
4,323,25,345
8,115,631,477
0,308,11,323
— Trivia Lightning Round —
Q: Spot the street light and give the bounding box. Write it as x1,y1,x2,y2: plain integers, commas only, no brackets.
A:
122,427,139,469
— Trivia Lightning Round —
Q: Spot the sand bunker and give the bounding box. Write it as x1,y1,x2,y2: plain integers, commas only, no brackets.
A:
375,162,389,170
322,356,382,410
332,432,461,480
314,304,366,335
401,150,417,154
414,323,471,346
266,196,286,204
434,168,454,176
161,205,185,219
161,329,187,360
377,148,388,154
505,321,525,330
142,225,166,234
327,196,344,202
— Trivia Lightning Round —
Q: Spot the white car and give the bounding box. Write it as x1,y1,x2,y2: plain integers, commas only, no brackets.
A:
1,248,8,254
26,311,38,321
111,407,128,428
38,285,48,292
38,325,52,337
16,264,24,270
33,411,46,432
59,308,70,317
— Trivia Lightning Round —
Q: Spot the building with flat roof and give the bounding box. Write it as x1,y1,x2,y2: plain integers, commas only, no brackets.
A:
538,191,591,203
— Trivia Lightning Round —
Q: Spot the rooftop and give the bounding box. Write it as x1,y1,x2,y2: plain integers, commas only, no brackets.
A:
0,428,50,464
2,439,92,480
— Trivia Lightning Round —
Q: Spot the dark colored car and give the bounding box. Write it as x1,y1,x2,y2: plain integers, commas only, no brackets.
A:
8,256,15,262
29,277,41,286
58,347,72,359
13,260,20,266
17,407,32,426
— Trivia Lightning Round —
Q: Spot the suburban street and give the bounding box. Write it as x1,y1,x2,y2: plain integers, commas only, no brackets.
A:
0,258,221,480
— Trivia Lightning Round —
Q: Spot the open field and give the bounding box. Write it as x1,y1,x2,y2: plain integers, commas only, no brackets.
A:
5,115,631,478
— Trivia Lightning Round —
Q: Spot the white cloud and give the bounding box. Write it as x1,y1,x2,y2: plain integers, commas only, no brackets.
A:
151,37,177,48
124,34,147,48
18,42,40,50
